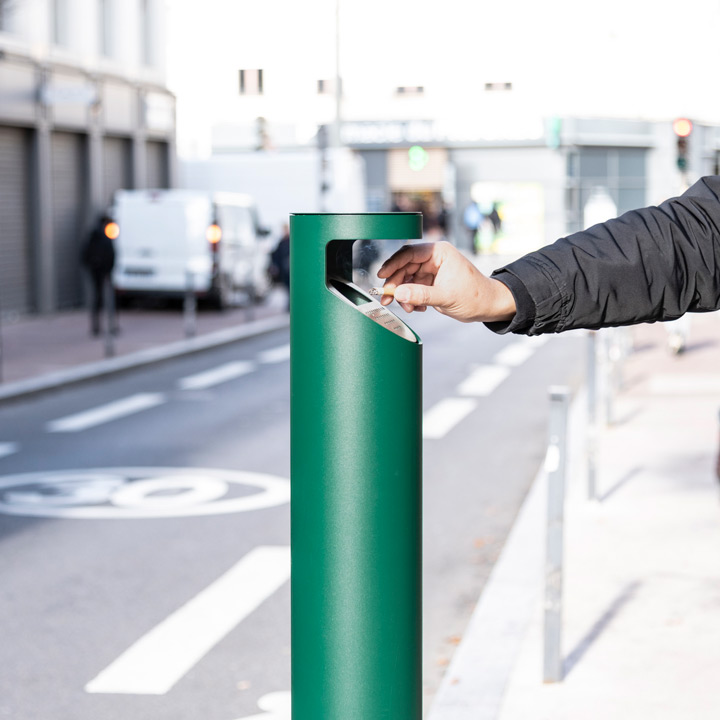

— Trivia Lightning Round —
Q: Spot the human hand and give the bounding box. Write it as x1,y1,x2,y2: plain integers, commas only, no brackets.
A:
376,241,516,324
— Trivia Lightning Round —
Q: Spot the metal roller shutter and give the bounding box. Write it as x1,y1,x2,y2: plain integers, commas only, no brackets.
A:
146,140,169,189
51,131,87,309
0,127,32,315
103,136,133,209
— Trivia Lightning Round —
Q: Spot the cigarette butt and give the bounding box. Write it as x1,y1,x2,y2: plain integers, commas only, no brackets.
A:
369,286,394,297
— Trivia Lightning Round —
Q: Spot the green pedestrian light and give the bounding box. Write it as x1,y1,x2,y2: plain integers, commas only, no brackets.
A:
408,145,429,171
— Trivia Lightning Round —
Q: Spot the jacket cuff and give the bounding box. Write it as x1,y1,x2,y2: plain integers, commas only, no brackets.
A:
484,269,536,334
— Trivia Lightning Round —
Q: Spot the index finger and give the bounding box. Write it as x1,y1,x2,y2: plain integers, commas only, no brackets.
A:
377,243,438,279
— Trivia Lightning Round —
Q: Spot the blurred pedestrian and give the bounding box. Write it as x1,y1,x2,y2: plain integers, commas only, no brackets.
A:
81,215,117,337
488,201,502,236
436,201,449,240
270,224,290,310
462,200,483,254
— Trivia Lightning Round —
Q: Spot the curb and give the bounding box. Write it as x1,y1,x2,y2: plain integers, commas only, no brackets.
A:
0,313,290,405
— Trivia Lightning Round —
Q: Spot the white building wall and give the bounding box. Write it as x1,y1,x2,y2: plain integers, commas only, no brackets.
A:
166,0,720,157
0,0,166,84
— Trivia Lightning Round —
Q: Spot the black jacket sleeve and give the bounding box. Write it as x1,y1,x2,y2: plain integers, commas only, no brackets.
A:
486,176,720,335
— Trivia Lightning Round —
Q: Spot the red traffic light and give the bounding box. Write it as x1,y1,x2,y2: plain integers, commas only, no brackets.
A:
672,118,693,138
206,223,222,244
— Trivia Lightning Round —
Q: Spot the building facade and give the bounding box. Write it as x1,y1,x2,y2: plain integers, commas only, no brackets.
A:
170,0,720,255
0,0,175,315
347,117,720,253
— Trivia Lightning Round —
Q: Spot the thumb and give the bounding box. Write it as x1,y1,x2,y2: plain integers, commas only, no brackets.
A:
394,283,445,308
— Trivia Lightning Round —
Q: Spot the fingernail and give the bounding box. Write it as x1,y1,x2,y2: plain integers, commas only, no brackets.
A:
394,287,409,302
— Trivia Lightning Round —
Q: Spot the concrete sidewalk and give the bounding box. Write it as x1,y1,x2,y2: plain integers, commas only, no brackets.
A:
429,312,720,720
0,291,290,401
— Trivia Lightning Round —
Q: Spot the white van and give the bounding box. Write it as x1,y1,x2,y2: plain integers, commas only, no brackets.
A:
111,189,272,308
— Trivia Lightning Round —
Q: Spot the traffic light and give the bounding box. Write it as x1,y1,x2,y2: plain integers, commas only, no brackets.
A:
673,118,692,171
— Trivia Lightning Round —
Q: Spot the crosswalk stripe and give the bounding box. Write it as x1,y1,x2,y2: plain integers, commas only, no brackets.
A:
456,365,511,397
85,546,291,695
178,361,255,390
423,398,478,439
0,442,18,459
493,342,535,368
47,393,166,433
257,345,290,364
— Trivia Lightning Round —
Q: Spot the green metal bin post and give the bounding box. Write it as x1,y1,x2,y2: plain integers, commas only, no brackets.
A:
290,213,423,720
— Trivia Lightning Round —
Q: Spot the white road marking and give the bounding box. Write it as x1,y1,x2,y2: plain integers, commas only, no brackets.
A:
0,468,290,519
47,393,166,433
493,342,535,368
85,546,291,695
257,344,290,364
456,365,511,397
234,691,291,720
0,443,18,459
423,398,478,439
178,361,255,390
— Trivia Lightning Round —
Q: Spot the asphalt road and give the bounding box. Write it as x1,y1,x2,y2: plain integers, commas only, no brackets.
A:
0,310,585,720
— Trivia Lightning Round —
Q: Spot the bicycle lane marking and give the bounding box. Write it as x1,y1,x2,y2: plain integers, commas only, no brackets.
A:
423,398,478,439
47,393,166,432
178,361,256,390
0,442,18,459
85,546,291,695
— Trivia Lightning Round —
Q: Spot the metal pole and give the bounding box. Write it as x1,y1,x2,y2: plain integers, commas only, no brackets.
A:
716,408,720,484
544,386,570,683
587,331,597,501
603,330,615,427
0,293,4,383
184,270,197,338
614,328,627,392
103,276,115,358
333,0,342,148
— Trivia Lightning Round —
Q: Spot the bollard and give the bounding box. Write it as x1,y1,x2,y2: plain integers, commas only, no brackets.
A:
716,408,720,483
290,213,423,720
586,331,597,501
103,276,116,358
184,270,197,338
602,330,615,426
0,294,4,383
544,386,570,683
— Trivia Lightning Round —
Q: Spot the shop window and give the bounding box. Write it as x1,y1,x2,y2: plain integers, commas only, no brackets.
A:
52,0,70,47
99,0,113,57
484,82,513,91
239,69,264,95
395,86,424,96
140,0,154,66
0,0,16,33
318,78,342,95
